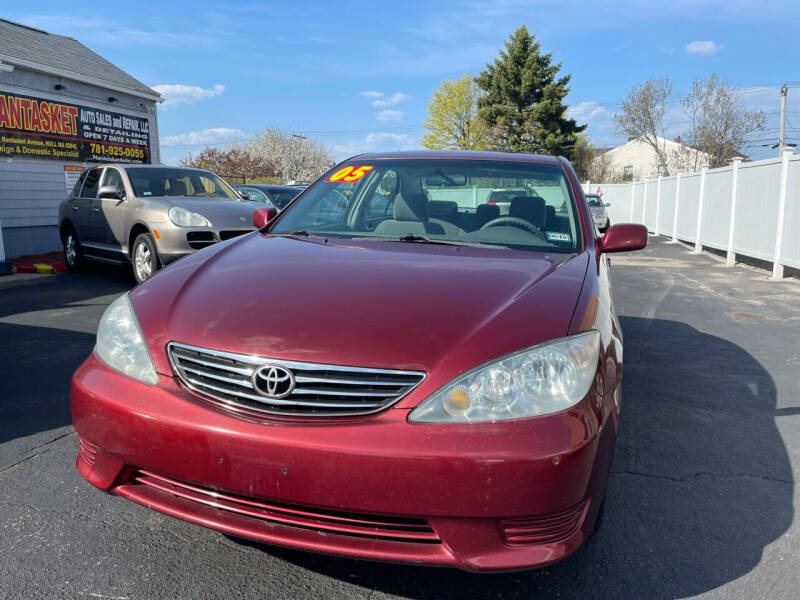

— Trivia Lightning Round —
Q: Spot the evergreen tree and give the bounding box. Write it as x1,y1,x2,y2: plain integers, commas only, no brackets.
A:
477,26,584,158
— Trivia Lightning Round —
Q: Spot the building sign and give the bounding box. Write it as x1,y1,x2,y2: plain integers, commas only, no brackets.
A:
64,165,85,195
0,91,150,164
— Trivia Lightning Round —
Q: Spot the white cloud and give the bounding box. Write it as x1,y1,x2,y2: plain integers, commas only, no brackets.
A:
360,90,410,107
372,92,410,107
568,101,610,123
152,84,226,108
685,40,723,56
332,131,417,159
377,110,405,123
161,127,245,147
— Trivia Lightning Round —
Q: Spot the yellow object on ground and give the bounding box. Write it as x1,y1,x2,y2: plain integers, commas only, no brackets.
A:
33,263,55,274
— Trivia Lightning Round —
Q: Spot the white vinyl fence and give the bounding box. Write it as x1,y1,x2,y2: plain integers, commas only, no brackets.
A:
584,150,800,279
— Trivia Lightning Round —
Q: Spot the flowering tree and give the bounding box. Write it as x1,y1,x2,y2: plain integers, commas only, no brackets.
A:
247,127,334,182
180,147,274,180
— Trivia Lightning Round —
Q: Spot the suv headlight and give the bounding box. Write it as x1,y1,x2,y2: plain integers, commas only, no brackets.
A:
168,206,211,227
409,331,601,423
95,294,158,385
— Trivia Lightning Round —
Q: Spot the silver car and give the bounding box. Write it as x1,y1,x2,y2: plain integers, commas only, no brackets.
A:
586,193,611,233
59,165,260,282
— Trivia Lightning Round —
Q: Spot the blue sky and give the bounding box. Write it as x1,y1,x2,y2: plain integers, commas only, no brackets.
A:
8,0,799,164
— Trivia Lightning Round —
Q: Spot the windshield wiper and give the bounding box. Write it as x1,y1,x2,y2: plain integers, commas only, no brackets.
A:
391,233,508,249
271,230,319,238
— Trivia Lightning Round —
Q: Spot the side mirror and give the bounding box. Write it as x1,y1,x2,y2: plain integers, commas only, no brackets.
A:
599,224,648,253
252,206,278,229
98,185,123,200
604,203,611,207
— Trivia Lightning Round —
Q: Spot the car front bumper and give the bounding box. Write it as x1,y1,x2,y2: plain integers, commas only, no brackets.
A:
72,353,618,572
149,226,254,265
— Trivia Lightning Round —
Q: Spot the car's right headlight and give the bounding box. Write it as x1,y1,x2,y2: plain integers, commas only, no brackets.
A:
95,294,158,385
168,206,211,227
408,331,601,423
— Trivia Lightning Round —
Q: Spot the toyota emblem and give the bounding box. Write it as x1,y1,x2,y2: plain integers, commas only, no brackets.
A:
252,364,295,399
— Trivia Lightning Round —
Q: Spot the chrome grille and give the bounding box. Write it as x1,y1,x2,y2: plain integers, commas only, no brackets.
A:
168,342,426,417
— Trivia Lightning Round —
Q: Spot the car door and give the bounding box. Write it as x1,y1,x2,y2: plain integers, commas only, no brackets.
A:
74,167,104,244
97,167,128,252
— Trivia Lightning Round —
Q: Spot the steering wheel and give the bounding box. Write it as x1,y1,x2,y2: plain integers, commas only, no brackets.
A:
480,216,543,237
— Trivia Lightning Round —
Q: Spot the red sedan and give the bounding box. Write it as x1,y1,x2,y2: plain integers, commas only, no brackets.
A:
72,151,647,572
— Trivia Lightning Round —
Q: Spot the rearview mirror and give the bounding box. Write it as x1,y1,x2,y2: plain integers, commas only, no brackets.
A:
252,206,278,229
98,185,123,200
599,224,647,253
424,174,467,186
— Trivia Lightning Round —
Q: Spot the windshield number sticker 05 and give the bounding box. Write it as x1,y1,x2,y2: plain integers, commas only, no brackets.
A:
326,165,374,183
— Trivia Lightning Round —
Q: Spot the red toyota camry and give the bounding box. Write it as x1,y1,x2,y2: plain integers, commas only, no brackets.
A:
72,151,647,572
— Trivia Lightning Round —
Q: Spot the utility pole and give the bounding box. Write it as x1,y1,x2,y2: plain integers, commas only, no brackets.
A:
778,84,788,156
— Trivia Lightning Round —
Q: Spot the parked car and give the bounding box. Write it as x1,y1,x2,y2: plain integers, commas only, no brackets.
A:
586,193,611,232
233,184,304,210
71,150,647,572
59,165,261,283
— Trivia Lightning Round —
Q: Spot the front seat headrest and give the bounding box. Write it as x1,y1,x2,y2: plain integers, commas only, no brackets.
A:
170,180,187,196
393,191,429,222
509,196,546,227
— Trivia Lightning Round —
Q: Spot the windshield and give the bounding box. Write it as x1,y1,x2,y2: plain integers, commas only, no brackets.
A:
128,168,239,200
271,159,582,252
586,195,603,207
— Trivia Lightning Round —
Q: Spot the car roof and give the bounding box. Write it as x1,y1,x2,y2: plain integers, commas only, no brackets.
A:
106,164,212,171
234,184,303,190
344,150,564,166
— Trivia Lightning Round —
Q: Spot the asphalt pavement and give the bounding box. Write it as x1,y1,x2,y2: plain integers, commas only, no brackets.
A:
1,238,799,599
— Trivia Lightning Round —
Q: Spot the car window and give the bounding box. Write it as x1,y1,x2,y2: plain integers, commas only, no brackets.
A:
586,195,603,207
239,187,266,201
71,171,88,197
364,170,397,218
305,188,350,226
79,168,102,199
128,168,239,200
101,168,125,192
272,159,582,253
270,189,302,208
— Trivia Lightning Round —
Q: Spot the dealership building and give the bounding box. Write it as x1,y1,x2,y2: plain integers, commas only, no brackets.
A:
0,18,162,259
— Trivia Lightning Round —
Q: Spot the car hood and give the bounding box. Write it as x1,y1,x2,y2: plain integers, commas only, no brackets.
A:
589,206,605,216
131,234,589,393
159,197,261,224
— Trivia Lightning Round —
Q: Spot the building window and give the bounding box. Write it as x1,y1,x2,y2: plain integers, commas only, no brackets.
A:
623,165,634,181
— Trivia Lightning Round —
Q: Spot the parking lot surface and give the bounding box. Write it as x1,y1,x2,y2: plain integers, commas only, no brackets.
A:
1,237,799,599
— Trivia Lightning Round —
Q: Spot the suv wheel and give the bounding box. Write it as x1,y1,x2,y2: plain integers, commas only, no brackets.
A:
132,233,160,283
63,227,84,270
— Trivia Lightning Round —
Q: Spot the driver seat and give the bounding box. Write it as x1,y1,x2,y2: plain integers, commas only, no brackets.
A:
509,196,547,228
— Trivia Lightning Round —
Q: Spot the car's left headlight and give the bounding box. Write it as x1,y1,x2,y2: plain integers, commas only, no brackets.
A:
95,294,158,385
409,331,601,423
168,206,211,227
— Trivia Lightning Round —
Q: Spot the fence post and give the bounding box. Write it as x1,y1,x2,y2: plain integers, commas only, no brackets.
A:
585,180,591,194
671,172,682,242
771,150,793,280
654,176,662,235
725,157,743,267
629,180,636,221
642,179,649,229
693,167,708,254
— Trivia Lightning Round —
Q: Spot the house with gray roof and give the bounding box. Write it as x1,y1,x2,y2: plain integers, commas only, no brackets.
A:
0,18,162,258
